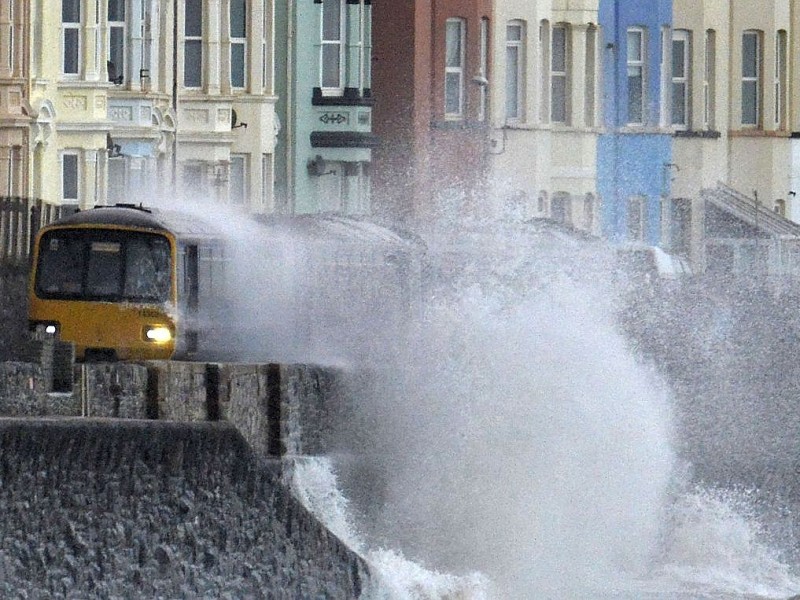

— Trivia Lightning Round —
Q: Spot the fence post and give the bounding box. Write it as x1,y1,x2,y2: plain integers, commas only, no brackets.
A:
0,196,7,263
29,200,41,262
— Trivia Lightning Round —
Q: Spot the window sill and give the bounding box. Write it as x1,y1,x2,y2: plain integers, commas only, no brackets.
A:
431,120,489,131
729,128,790,138
673,129,721,139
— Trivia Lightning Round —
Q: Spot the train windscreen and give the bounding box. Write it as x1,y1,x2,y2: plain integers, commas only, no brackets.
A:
35,229,171,303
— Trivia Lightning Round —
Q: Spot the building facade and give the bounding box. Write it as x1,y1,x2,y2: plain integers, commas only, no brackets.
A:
275,0,375,215
488,0,600,231
12,0,277,213
0,0,30,198
372,0,492,225
598,0,673,245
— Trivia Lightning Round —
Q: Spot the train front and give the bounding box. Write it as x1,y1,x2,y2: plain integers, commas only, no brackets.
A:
28,222,177,361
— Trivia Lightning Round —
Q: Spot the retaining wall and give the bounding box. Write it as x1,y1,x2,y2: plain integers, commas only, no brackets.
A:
0,419,369,597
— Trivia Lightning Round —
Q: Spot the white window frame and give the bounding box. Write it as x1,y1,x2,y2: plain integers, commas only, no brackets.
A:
320,0,345,95
7,0,14,74
184,0,203,88
262,0,268,89
445,17,466,118
627,27,645,125
505,20,524,122
62,0,82,77
108,0,126,84
62,151,80,203
230,0,247,89
775,30,787,129
703,29,715,129
551,23,569,124
478,17,489,122
741,30,761,127
671,29,690,129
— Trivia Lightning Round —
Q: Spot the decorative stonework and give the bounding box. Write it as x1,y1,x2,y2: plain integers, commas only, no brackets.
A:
62,96,88,111
217,108,229,123
140,106,152,122
184,109,209,124
109,106,134,122
319,112,349,125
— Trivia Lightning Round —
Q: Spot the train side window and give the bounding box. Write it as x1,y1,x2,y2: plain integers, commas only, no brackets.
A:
183,245,199,311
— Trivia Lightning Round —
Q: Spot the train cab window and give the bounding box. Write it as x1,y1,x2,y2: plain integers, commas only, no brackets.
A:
86,241,123,297
36,230,172,303
37,235,86,295
124,237,171,301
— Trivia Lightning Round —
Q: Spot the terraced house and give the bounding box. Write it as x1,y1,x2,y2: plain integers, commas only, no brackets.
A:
0,0,29,199
6,0,278,213
488,0,600,231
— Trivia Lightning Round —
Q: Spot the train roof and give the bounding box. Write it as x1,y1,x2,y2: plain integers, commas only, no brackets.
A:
41,204,221,239
254,214,426,253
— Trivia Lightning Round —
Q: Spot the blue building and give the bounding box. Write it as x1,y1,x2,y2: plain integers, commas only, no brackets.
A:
598,0,673,245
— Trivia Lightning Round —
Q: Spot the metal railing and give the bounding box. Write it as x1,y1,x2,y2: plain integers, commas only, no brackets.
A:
0,197,75,266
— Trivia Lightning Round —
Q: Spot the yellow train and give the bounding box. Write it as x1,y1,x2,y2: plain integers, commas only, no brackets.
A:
28,204,226,361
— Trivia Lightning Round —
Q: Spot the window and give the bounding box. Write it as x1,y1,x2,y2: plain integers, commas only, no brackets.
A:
7,0,13,74
445,18,466,118
671,30,690,128
585,26,597,126
704,30,716,129
62,152,80,202
230,0,247,88
670,198,691,257
627,196,646,241
268,0,272,90
62,0,81,76
478,18,489,122
627,28,645,124
261,154,273,206
584,194,595,231
182,163,205,199
321,0,345,93
551,193,572,225
505,21,524,121
775,30,787,129
230,155,247,204
108,0,126,84
184,0,203,88
551,24,569,123
742,30,761,126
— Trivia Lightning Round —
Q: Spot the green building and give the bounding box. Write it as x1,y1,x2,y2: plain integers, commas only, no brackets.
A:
274,0,376,215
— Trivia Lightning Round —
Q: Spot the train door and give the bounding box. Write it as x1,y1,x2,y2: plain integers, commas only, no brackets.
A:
177,244,200,356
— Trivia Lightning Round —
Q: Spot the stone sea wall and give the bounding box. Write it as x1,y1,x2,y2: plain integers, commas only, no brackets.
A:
0,419,369,598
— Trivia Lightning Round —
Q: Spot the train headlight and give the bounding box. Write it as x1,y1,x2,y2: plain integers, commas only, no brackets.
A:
45,324,57,335
144,325,173,343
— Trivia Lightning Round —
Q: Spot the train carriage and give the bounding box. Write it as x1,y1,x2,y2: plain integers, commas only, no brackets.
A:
28,204,227,361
